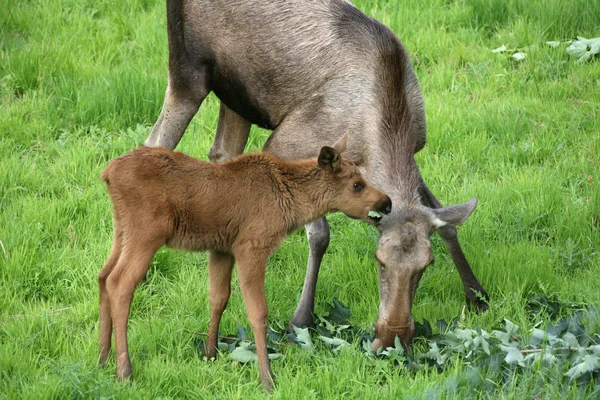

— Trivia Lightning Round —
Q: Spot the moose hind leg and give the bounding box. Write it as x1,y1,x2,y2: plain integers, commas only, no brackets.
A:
419,179,489,311
208,102,251,162
289,218,330,328
145,66,211,150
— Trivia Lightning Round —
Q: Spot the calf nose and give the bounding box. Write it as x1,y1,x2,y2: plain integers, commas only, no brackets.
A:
378,196,392,215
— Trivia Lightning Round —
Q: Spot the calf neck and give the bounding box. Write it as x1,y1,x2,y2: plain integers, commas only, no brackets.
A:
98,139,391,390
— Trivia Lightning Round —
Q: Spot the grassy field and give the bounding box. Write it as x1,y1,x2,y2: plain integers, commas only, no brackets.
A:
1,0,599,398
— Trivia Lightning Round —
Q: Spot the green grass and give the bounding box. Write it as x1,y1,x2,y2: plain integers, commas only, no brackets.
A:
1,0,599,398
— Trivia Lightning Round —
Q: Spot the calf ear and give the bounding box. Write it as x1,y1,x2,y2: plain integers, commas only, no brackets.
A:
430,198,477,229
331,131,348,154
318,146,342,173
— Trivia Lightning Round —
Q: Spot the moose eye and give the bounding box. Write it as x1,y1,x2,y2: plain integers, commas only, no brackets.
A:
353,181,364,192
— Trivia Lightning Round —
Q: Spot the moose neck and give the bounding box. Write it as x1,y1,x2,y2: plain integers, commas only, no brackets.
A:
365,148,421,215
366,35,422,211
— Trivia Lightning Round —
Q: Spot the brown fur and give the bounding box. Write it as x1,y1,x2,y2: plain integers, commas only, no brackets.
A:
98,143,390,390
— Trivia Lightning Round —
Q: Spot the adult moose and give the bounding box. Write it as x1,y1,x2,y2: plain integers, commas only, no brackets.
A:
144,0,489,351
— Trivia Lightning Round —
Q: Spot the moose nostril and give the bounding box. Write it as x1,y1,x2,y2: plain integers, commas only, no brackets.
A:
381,196,392,215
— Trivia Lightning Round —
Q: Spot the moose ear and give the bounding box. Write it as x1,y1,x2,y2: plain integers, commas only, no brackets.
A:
430,198,477,229
331,131,348,154
318,146,342,173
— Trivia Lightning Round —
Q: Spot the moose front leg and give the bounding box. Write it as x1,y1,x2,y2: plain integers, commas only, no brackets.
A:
419,179,489,311
289,217,330,328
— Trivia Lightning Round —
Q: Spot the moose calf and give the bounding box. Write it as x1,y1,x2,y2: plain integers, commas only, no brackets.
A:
98,135,391,390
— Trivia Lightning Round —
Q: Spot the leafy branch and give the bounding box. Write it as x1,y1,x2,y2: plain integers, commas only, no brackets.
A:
189,295,600,393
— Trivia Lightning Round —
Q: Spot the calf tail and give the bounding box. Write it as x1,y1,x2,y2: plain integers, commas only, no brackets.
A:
100,164,112,185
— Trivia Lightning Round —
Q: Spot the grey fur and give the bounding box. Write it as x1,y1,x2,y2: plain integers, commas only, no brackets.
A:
145,0,488,349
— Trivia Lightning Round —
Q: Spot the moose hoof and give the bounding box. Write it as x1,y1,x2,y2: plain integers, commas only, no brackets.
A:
288,311,314,331
466,288,490,312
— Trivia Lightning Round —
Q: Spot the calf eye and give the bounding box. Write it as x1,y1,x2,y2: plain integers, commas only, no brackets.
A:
353,181,364,192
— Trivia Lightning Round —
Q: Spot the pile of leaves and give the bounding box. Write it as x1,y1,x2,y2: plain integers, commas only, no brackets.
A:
193,295,600,393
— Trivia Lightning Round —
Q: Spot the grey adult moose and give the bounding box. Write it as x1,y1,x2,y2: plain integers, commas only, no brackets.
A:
144,0,489,352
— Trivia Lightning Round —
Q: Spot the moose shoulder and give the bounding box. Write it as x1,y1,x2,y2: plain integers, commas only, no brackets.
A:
145,0,489,350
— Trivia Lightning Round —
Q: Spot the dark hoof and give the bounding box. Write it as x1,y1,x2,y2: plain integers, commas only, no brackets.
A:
466,287,490,312
288,311,314,331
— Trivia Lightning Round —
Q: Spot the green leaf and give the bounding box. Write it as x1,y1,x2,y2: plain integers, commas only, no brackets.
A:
414,319,433,339
423,342,448,366
565,354,600,381
326,298,351,323
362,339,374,355
237,326,247,341
504,319,519,336
381,337,406,363
317,315,336,334
318,336,348,347
500,345,524,365
524,350,557,365
368,210,383,219
492,330,511,345
566,36,600,63
318,335,350,353
394,336,402,350
512,52,526,61
454,328,476,342
561,332,579,348
532,328,560,346
293,326,314,351
229,342,256,363
473,334,490,356
228,341,282,363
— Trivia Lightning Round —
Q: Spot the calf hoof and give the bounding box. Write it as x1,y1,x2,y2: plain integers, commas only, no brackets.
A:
466,287,490,312
202,348,218,360
260,371,276,392
98,351,109,367
116,369,132,383
116,355,133,382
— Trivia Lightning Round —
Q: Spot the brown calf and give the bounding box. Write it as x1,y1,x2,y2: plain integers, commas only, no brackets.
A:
98,135,391,390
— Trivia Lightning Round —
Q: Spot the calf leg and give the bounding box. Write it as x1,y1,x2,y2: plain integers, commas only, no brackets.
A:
289,218,330,328
419,179,489,311
105,238,163,381
98,224,123,366
263,121,336,329
204,250,235,359
235,252,274,391
208,102,251,162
